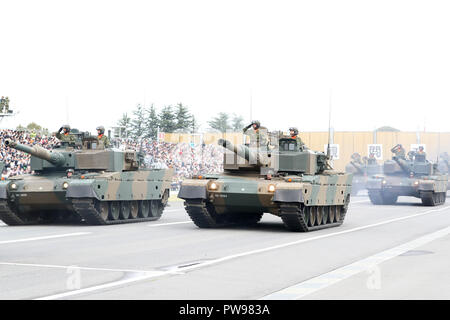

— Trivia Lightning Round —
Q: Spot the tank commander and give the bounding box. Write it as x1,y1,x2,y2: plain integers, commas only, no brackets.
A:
4,96,9,113
96,125,111,148
391,144,406,159
55,125,76,144
0,96,4,113
367,152,377,165
243,120,268,148
288,127,306,150
415,146,426,162
351,152,363,165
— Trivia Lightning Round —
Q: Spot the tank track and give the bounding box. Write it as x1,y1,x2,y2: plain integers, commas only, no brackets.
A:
280,204,345,232
71,198,164,225
0,200,26,225
184,200,226,228
420,191,446,206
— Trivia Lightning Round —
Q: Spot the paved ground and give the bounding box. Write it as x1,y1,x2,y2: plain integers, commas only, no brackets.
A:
1,195,450,300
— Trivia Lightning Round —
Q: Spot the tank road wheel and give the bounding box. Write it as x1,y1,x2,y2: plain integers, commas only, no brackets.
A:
95,201,109,222
316,207,323,226
421,192,445,206
280,204,308,232
150,200,163,220
308,206,316,227
322,206,330,225
109,201,120,220
119,201,131,220
329,206,336,223
138,200,150,218
130,201,139,219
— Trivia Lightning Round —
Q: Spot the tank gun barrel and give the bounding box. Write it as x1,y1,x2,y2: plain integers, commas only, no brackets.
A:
4,139,66,166
218,139,262,166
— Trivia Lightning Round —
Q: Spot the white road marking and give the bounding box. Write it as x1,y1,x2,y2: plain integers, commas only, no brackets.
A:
36,205,450,300
148,221,192,227
0,262,155,274
0,232,91,245
350,199,369,204
260,224,450,299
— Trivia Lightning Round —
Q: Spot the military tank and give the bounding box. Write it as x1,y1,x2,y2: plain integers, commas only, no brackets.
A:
178,136,353,232
0,136,173,225
345,153,381,196
366,146,447,206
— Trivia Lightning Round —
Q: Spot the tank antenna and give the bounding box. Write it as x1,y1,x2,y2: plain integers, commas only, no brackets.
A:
327,89,332,160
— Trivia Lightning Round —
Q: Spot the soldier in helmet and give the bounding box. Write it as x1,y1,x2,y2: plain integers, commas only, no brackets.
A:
55,124,76,144
288,127,306,150
391,144,406,159
96,125,110,148
243,120,268,148
0,96,4,113
4,97,9,113
367,152,377,165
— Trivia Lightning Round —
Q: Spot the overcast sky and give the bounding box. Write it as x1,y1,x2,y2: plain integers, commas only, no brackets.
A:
1,0,449,133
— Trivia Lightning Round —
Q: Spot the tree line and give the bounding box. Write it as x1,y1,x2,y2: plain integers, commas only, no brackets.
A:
117,103,246,139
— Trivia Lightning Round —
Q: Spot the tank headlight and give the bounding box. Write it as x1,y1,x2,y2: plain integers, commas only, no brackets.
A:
268,184,276,192
62,182,69,189
209,182,218,190
10,183,17,190
382,180,387,185
414,181,419,186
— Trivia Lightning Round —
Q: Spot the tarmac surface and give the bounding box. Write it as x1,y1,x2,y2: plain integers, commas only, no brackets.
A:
1,194,450,300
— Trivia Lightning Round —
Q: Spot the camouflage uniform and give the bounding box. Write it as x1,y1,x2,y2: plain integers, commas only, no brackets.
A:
55,126,76,144
4,97,9,113
290,135,305,150
391,144,406,159
97,134,110,148
243,123,268,148
0,97,4,113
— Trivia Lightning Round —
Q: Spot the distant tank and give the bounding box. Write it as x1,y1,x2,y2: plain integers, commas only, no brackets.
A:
345,153,382,195
366,146,447,206
0,136,173,225
178,135,353,232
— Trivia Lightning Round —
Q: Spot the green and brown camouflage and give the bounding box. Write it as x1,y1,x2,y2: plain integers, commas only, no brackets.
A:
0,137,173,225
366,148,448,206
178,136,353,232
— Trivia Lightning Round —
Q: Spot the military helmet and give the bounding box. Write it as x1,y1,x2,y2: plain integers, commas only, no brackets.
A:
62,124,71,131
351,152,361,160
251,120,260,129
96,126,105,134
289,127,298,136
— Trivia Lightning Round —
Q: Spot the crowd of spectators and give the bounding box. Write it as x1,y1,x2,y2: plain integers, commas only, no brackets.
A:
112,138,224,188
0,129,60,179
0,130,224,187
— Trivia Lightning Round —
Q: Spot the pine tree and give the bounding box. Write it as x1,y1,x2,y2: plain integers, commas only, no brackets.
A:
174,103,192,132
207,112,231,133
158,105,177,133
131,104,146,139
231,114,244,132
145,104,159,140
117,113,132,138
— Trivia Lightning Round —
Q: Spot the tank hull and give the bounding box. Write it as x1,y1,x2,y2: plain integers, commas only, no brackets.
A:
367,174,447,206
0,169,174,225
178,172,353,232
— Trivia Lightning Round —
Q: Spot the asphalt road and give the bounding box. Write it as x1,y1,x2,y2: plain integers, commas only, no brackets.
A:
1,194,450,300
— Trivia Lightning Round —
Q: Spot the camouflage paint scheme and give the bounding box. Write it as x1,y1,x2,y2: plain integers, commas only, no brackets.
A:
0,137,173,225
366,154,448,206
179,137,353,232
